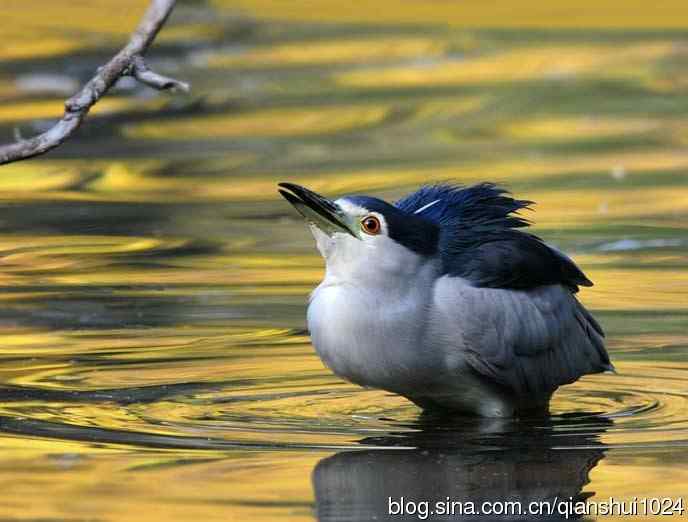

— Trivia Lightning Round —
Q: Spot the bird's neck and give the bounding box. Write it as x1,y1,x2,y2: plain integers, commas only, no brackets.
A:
321,238,438,293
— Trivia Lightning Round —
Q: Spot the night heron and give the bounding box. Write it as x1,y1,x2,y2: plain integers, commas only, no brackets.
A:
278,182,613,417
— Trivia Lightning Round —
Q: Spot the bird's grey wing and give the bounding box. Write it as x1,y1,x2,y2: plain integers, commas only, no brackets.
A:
433,277,612,397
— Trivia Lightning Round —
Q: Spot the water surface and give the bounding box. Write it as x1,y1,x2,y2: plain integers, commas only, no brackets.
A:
1,2,687,520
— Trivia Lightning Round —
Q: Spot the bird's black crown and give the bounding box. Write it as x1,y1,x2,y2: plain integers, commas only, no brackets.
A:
343,195,440,256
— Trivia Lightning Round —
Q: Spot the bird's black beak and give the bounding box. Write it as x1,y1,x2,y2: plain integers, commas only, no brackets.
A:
278,183,357,238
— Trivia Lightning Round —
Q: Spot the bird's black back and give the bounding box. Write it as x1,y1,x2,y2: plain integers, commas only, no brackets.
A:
395,183,593,292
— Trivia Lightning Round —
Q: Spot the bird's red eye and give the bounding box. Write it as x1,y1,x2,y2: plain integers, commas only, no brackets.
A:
361,215,381,235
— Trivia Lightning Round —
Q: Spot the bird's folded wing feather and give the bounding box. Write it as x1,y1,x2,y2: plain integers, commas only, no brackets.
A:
433,277,612,397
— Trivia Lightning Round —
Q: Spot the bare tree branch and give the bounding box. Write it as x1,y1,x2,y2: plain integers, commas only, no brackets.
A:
0,0,189,166
129,55,190,92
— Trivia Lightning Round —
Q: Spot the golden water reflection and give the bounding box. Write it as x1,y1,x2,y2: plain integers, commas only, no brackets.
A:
0,1,687,521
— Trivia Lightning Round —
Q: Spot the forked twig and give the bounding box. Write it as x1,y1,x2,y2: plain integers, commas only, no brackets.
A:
0,0,188,166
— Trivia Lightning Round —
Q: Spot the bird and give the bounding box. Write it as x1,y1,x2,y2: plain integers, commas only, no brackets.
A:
277,182,613,417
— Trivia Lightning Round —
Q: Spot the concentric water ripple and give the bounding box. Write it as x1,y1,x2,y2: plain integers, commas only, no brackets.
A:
2,351,688,451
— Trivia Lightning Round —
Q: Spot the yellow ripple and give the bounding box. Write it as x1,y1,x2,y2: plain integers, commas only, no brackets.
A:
528,187,688,227
2,2,215,64
0,97,146,123
2,0,151,41
503,117,661,141
668,122,688,146
0,38,83,61
337,43,674,87
606,333,688,352
49,265,320,287
345,149,688,198
94,149,688,203
592,461,688,514
223,0,688,29
207,37,445,67
0,235,199,283
3,148,687,208
90,158,253,195
156,23,225,44
0,448,320,522
0,163,87,192
247,149,688,205
124,104,390,139
489,150,688,182
575,266,688,311
407,96,487,123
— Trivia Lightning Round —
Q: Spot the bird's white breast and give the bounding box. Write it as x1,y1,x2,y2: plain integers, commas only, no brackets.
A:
308,268,518,416
307,254,440,392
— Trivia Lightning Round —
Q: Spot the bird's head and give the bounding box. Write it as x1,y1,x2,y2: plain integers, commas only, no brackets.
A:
278,183,439,283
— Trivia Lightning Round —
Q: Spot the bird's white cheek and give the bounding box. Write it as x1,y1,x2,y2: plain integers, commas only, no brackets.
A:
309,225,334,258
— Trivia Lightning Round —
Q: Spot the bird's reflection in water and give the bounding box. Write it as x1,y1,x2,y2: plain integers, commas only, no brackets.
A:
313,413,610,521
